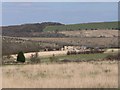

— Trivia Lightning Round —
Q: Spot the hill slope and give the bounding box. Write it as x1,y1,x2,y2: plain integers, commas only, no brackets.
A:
1,22,64,37
2,36,60,55
1,21,119,37
44,21,119,31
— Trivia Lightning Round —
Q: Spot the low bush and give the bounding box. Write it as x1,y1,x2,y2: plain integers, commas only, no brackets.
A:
67,51,77,55
17,51,25,63
30,52,41,63
106,53,120,60
49,54,58,62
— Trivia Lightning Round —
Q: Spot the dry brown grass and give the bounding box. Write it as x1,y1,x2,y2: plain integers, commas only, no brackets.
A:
22,37,118,47
2,61,118,88
59,30,118,37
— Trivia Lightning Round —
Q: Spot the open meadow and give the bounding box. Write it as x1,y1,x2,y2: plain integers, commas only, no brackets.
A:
2,2,119,88
2,60,118,88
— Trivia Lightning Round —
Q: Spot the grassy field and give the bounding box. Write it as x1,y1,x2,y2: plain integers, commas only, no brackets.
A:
21,37,118,47
53,53,109,60
2,61,118,88
40,53,110,62
44,21,118,31
58,30,118,37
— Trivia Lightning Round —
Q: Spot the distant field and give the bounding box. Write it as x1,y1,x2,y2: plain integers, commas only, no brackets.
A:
59,30,118,37
53,53,110,61
22,37,118,47
44,22,118,31
40,53,110,62
3,36,119,56
2,36,59,55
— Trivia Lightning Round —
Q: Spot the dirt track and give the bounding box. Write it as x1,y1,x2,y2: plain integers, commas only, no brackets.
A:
10,51,68,59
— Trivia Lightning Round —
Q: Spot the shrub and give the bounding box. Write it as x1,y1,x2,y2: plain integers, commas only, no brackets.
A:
17,51,25,63
67,51,71,55
30,52,41,63
71,51,77,55
106,53,120,60
67,51,77,55
49,54,58,62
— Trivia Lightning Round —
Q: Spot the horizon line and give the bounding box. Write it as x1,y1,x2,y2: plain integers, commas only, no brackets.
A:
1,20,119,27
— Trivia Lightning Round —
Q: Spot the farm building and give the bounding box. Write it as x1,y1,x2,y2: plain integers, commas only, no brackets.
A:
61,46,87,51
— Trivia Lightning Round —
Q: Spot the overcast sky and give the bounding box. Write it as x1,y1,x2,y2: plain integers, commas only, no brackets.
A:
2,2,118,26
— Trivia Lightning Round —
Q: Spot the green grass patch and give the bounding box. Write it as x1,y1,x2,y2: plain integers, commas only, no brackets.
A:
57,53,109,60
41,53,110,62
44,21,119,31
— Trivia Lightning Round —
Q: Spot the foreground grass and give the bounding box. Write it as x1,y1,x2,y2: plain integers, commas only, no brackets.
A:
2,61,118,88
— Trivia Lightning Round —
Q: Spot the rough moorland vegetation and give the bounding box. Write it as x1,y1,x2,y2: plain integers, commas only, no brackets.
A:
1,22,64,37
2,36,59,55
